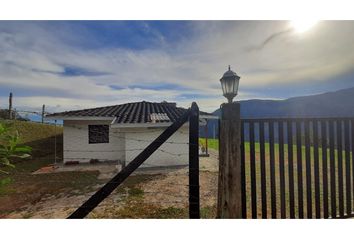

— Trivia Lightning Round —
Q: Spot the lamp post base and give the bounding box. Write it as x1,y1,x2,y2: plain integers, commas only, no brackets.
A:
217,102,242,218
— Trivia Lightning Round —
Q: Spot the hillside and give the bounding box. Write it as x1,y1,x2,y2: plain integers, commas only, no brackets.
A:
213,86,354,118
201,86,354,138
0,120,63,158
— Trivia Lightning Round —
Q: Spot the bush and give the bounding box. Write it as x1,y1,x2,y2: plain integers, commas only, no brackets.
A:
0,123,32,174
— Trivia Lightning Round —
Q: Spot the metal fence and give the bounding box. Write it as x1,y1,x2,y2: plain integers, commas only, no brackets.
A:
241,118,354,219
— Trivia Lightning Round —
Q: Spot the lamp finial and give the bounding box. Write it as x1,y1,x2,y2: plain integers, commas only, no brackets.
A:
228,65,231,71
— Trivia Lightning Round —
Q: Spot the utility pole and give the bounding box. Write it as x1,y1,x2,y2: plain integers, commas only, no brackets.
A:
54,120,57,166
42,104,45,123
205,119,208,155
8,92,13,120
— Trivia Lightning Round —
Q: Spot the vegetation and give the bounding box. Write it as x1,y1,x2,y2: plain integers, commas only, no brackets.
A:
201,137,353,218
0,123,32,174
2,122,348,219
199,138,219,151
0,120,65,216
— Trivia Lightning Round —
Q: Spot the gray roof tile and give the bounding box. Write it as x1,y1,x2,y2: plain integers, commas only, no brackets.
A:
47,101,213,124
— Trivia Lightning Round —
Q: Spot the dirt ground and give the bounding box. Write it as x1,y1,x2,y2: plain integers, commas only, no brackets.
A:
4,150,219,219
141,149,218,208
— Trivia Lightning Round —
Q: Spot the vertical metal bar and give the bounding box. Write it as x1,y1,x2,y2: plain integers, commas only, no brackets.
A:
189,102,200,219
352,119,354,216
269,121,277,218
344,119,351,216
260,121,267,218
313,120,321,218
304,120,312,218
296,120,304,218
287,120,295,219
241,121,246,218
250,121,257,218
279,121,286,218
321,120,329,219
329,120,337,218
337,120,344,218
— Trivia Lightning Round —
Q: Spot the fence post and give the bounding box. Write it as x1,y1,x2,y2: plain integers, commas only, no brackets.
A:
189,102,200,219
217,102,242,218
8,92,13,120
205,119,208,155
42,104,45,123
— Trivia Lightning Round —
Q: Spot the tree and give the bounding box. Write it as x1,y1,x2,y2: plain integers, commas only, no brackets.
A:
0,123,32,174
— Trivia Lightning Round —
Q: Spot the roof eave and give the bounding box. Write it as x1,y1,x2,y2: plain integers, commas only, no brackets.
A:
111,122,174,128
200,114,219,119
45,116,115,121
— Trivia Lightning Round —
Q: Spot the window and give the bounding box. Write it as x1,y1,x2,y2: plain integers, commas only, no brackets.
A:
88,125,109,144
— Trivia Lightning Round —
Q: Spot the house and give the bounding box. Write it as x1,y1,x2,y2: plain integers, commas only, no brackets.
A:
46,101,216,168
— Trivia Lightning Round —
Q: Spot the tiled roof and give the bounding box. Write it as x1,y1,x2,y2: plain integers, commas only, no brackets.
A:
46,101,213,124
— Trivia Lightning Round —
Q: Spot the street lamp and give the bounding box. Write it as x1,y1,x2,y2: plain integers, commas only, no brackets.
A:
220,65,240,103
217,65,242,218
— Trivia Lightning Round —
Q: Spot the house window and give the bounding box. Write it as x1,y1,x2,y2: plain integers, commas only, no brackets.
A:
88,125,109,144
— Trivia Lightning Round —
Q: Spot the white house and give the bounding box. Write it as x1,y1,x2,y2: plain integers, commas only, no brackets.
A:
46,101,216,168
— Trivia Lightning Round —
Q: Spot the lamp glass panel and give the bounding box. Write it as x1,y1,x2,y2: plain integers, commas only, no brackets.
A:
233,78,240,95
221,79,226,95
226,79,234,94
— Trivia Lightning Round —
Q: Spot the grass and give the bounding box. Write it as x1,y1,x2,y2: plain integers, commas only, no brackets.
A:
201,137,354,218
1,120,63,157
200,138,219,151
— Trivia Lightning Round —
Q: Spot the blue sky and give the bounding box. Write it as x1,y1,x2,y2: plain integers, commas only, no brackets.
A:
0,20,354,115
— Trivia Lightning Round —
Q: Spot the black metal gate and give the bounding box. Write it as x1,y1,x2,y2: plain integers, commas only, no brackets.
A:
241,118,354,219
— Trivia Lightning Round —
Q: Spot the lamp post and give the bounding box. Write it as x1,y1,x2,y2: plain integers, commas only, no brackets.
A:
217,66,242,218
220,65,240,103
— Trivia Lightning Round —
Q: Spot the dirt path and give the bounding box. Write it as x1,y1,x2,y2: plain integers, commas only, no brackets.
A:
140,149,218,209
5,150,219,218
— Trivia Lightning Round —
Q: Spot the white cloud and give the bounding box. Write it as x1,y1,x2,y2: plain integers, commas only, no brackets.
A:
0,21,354,113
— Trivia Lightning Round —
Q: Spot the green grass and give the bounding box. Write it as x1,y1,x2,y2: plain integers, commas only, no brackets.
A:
201,137,353,218
1,120,63,157
200,138,219,151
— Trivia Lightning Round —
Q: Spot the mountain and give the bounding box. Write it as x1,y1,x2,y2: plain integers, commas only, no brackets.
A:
213,86,354,118
201,86,354,138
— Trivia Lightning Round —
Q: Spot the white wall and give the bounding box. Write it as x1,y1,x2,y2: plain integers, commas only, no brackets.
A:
63,120,189,167
63,120,125,164
124,126,189,168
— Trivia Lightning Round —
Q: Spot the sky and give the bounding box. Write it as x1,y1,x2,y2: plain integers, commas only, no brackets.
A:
0,20,354,116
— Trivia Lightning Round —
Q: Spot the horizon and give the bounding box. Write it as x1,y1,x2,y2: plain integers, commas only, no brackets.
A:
4,84,354,122
1,21,354,115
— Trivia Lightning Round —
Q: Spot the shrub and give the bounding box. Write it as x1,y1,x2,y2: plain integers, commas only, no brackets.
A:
0,123,32,174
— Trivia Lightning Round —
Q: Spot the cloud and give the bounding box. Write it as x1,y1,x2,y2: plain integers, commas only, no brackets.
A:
0,21,354,114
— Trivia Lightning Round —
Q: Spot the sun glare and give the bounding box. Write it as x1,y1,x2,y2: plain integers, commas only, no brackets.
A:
290,20,319,33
